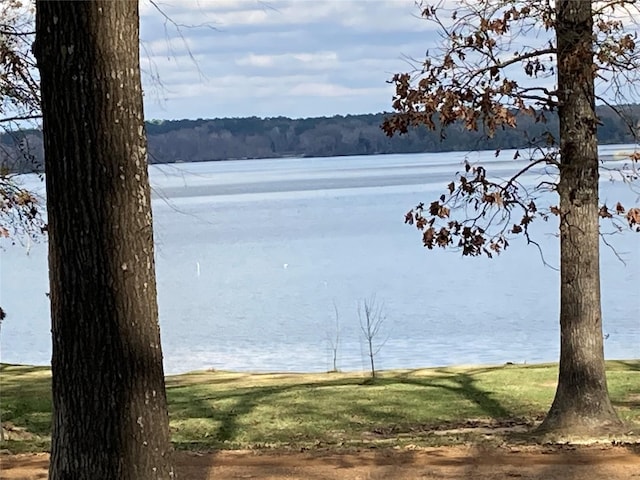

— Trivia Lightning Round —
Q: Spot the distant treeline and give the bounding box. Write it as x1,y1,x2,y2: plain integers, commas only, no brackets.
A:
2,105,639,173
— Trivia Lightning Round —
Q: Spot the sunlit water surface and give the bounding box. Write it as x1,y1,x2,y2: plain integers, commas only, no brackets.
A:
2,147,638,373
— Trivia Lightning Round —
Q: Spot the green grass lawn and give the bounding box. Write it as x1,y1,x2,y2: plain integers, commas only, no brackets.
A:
1,360,639,452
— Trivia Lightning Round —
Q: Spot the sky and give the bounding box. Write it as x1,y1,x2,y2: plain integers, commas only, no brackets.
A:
135,0,639,121
138,0,435,120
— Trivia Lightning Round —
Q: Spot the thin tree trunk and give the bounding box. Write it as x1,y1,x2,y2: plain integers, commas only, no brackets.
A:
538,0,622,435
369,345,376,379
34,1,175,477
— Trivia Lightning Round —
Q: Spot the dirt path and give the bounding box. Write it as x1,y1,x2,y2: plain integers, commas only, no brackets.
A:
2,445,639,479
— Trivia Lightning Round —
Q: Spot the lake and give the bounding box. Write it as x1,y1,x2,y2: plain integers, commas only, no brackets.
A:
1,147,639,374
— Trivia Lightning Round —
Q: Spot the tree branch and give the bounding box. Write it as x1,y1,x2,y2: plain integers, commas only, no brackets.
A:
0,114,41,124
476,47,557,75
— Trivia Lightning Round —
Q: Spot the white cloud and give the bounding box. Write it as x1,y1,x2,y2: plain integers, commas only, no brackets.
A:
138,0,438,119
236,53,276,68
293,52,338,64
289,82,383,97
235,51,338,69
142,0,421,30
138,0,640,120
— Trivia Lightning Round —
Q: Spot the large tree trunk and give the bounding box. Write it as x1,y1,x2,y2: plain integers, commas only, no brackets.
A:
538,0,622,435
34,1,175,478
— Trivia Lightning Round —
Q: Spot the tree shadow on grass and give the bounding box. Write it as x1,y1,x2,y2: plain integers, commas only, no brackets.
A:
374,366,514,416
426,367,512,418
4,362,639,477
613,398,640,410
168,364,595,478
0,364,53,441
615,360,640,372
166,365,517,453
609,361,640,429
0,364,52,376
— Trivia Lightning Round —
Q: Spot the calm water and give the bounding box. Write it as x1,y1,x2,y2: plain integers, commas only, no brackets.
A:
1,147,639,374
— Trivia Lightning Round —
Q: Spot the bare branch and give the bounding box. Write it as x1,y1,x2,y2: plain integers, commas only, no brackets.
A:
358,296,386,379
0,114,41,124
477,47,556,74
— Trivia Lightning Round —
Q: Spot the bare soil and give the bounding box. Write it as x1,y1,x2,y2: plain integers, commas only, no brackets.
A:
2,444,639,479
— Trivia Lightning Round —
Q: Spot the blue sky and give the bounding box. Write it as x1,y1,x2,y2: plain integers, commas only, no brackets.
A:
137,0,639,121
138,0,435,120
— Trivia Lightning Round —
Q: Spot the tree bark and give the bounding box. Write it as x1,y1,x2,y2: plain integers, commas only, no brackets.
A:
538,0,622,435
34,1,175,478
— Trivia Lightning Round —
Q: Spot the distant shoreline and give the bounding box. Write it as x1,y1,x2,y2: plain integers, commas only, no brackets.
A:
3,106,639,174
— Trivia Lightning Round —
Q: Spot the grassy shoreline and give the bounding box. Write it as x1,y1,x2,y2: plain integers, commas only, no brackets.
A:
1,360,639,453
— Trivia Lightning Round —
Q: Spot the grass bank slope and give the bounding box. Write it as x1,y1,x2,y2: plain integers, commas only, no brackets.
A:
1,361,638,452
